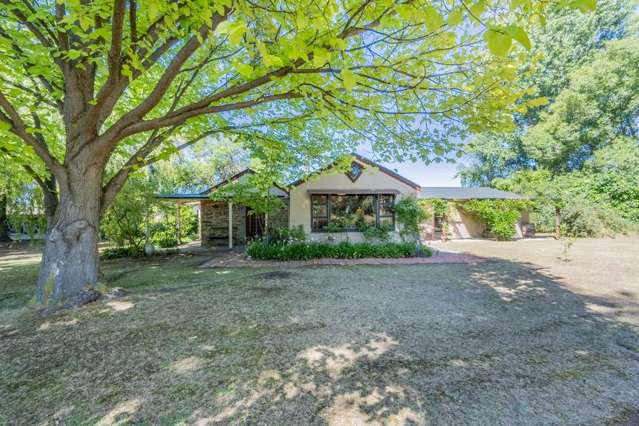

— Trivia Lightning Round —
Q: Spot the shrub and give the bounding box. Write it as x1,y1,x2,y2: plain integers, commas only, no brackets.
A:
265,225,306,245
152,230,179,248
462,199,528,240
359,223,392,242
102,246,144,259
395,195,430,241
247,241,431,261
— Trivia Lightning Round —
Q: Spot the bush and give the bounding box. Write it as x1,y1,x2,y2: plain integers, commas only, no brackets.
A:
265,225,306,245
395,195,430,241
359,223,392,242
102,246,144,259
247,241,431,261
152,229,179,248
462,199,528,240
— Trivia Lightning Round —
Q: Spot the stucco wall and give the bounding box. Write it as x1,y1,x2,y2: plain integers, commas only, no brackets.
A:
289,160,418,239
420,203,529,240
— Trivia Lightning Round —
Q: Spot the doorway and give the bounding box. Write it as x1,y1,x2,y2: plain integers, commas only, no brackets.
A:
245,208,265,240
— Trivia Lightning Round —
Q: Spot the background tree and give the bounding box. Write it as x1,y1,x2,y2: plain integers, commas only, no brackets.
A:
0,0,588,307
460,0,634,185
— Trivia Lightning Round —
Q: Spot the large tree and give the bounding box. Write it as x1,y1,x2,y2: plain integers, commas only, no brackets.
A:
460,0,634,185
0,0,588,307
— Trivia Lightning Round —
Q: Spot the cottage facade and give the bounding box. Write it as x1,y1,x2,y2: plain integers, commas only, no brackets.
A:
157,154,529,246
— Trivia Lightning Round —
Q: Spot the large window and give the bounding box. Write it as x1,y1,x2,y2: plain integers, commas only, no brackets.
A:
311,194,395,232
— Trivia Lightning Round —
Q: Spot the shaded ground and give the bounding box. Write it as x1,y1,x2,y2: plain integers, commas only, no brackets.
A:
1,240,639,425
433,236,639,326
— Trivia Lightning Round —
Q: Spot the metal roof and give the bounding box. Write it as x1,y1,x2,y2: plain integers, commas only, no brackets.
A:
155,193,210,200
419,187,528,200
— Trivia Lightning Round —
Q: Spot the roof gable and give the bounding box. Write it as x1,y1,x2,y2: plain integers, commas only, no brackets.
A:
290,153,421,190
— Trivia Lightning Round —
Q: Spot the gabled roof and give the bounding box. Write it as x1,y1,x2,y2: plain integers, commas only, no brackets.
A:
290,153,421,190
419,187,528,200
200,169,256,195
156,169,288,200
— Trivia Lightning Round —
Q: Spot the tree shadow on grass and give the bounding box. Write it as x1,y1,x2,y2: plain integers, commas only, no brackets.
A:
3,258,639,425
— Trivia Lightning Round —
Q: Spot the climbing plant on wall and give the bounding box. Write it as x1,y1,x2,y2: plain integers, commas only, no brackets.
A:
462,200,529,240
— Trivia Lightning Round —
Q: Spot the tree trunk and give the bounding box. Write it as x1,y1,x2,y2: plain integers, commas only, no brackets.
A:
36,158,103,308
554,206,561,239
0,194,9,242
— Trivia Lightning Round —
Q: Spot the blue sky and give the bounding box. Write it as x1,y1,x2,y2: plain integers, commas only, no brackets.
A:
380,159,462,187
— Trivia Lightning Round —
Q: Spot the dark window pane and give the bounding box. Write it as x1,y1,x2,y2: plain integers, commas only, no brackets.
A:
378,194,395,216
379,216,394,226
312,204,327,217
312,218,328,231
329,195,375,230
312,195,327,207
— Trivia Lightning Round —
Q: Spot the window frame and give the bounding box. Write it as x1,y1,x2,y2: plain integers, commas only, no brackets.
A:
310,193,395,232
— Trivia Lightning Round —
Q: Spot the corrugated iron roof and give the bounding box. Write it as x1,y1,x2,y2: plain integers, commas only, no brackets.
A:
419,187,528,200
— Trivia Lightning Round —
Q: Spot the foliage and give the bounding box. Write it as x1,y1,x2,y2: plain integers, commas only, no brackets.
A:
460,0,635,186
101,246,145,259
247,241,431,261
102,167,199,250
265,225,306,245
101,176,151,249
522,39,639,173
0,0,597,297
394,195,429,241
359,223,392,243
463,31,639,237
462,200,528,240
495,139,639,236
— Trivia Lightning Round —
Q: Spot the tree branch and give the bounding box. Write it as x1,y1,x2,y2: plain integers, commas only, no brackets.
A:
108,0,127,79
122,91,302,137
0,90,63,176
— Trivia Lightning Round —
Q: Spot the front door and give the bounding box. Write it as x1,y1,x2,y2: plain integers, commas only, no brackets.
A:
245,208,265,240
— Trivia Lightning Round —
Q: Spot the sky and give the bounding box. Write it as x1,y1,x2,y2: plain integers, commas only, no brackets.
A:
356,144,464,187
380,159,462,187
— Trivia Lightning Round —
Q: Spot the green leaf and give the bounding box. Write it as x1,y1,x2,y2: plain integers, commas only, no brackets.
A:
447,9,464,27
0,121,11,131
424,5,444,31
526,97,549,107
263,54,283,67
484,28,512,57
296,13,308,29
569,0,597,12
470,1,486,18
506,25,531,50
312,48,328,68
341,69,357,91
233,61,253,78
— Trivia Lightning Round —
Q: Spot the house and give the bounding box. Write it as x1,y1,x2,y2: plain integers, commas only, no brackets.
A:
157,154,529,247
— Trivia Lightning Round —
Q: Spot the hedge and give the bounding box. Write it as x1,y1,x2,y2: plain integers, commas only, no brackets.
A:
247,241,431,261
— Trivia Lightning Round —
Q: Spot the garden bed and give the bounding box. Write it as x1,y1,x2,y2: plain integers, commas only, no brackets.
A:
246,241,431,261
201,248,482,268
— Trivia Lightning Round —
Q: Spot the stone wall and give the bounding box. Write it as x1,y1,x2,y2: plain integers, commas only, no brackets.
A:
200,198,290,246
269,199,289,230
200,200,246,246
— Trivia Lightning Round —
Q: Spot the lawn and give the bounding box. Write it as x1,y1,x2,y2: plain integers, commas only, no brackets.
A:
1,242,639,425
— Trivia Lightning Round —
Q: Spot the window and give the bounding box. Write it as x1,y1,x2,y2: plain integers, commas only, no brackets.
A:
345,162,363,182
311,195,329,231
311,194,395,232
378,194,395,227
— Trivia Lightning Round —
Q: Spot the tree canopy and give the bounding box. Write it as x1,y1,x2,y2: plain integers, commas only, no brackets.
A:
0,0,593,306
